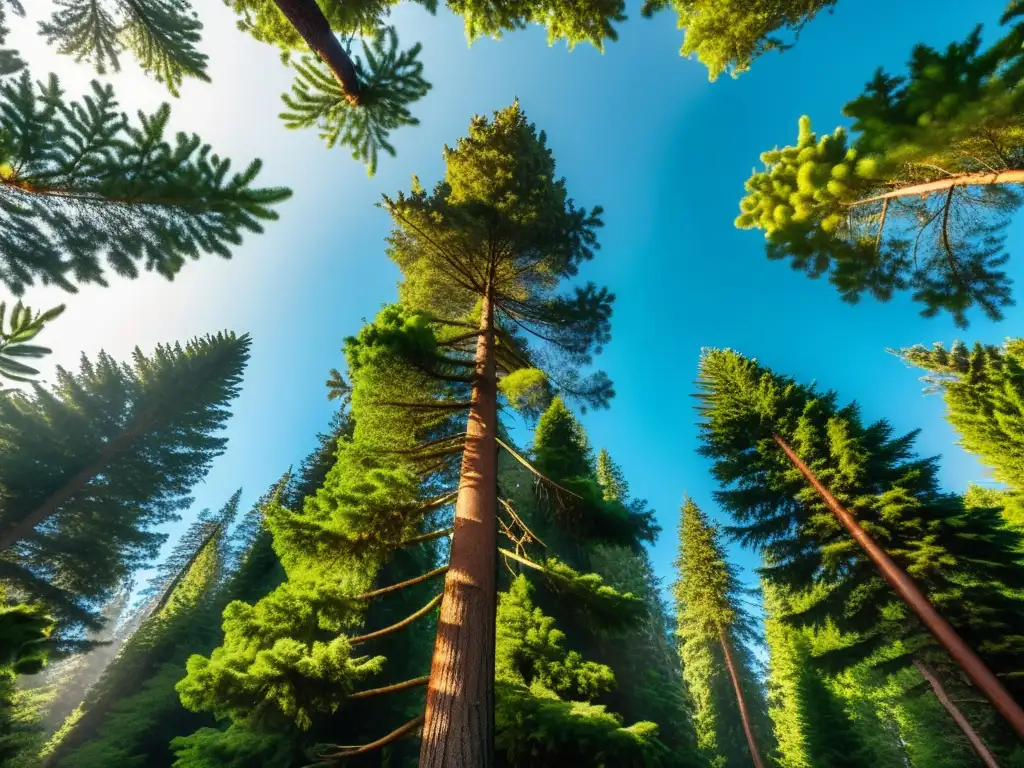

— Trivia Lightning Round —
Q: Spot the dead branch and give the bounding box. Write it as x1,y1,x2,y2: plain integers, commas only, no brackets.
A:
349,593,443,645
356,566,450,600
318,714,424,759
348,676,430,700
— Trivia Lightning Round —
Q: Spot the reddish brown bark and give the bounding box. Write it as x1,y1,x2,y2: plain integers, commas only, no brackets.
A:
419,292,497,768
914,660,999,768
774,433,1024,739
718,626,767,768
849,169,1024,206
0,412,156,552
270,0,361,105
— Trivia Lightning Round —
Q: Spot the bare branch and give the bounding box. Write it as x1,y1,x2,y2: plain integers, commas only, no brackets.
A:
348,676,430,700
399,526,454,548
349,593,443,645
356,565,450,600
318,714,424,759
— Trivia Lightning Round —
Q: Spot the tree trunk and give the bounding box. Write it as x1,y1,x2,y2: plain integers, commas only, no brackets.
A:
774,433,1024,739
718,626,767,768
850,169,1024,207
270,0,361,105
419,291,497,768
0,413,155,551
914,660,999,768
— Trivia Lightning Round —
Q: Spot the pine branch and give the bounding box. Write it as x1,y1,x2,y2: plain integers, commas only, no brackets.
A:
355,566,449,600
348,675,429,700
348,593,442,645
498,497,546,549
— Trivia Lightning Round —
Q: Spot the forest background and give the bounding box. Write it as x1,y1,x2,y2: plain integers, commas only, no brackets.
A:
8,0,1016,607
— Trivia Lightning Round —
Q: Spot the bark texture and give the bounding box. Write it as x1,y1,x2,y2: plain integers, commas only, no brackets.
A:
419,292,497,768
774,433,1024,739
270,0,362,104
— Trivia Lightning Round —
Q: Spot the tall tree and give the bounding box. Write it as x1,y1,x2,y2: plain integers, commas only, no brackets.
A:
673,498,772,768
736,6,1024,327
0,332,251,638
43,490,242,767
640,0,836,81
0,71,290,296
696,347,1024,743
895,338,1024,527
376,102,614,766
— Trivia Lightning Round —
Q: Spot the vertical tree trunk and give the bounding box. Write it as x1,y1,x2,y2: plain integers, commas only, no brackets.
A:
774,433,1024,739
0,414,155,551
419,291,497,768
718,626,767,768
270,0,361,104
914,660,999,768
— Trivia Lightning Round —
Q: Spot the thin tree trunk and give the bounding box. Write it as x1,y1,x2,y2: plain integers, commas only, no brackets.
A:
0,414,155,551
270,0,361,104
774,433,1024,739
849,169,1024,207
914,660,999,768
419,290,497,768
718,626,767,768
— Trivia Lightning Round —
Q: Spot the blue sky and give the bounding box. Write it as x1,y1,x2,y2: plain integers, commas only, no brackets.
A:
12,0,1016,602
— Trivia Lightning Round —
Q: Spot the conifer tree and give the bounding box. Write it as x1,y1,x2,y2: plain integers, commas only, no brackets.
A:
673,497,772,768
696,348,1024,743
0,71,290,295
0,332,251,638
37,0,209,95
895,338,1024,527
373,102,614,766
43,490,242,767
736,6,1024,327
640,0,836,81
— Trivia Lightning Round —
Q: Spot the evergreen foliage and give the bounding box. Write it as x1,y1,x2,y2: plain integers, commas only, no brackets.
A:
0,72,290,295
46,490,242,767
762,579,873,768
39,0,210,95
695,348,1024,717
673,497,773,767
0,301,65,384
896,338,1024,526
640,0,836,81
0,332,250,638
737,8,1024,326
494,575,665,767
